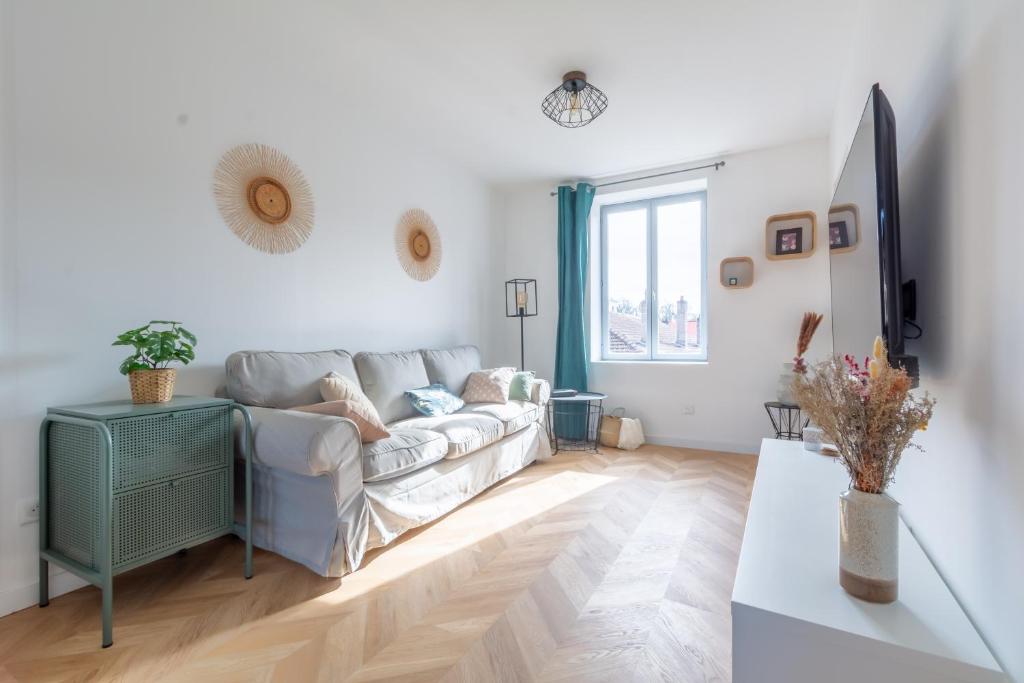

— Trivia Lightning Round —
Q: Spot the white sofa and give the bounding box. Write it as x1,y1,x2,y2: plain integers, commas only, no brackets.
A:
224,345,551,577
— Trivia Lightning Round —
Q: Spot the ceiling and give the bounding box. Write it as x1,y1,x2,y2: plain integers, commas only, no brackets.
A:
340,1,858,183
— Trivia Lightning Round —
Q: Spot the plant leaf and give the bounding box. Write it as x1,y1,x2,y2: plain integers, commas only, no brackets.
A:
119,356,149,375
116,320,194,372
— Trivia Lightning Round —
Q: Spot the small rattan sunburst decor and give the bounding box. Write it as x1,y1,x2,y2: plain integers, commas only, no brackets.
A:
213,143,314,254
395,208,442,281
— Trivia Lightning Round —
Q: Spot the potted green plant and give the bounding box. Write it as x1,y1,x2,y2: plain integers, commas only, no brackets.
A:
112,320,197,403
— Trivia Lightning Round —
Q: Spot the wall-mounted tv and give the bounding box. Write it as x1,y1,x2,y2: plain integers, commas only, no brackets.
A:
829,83,919,383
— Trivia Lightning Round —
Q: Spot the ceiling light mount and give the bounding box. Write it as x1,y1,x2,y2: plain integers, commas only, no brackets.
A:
560,70,588,93
542,70,608,128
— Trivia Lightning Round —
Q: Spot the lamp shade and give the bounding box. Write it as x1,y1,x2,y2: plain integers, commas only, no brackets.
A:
541,71,608,128
505,279,538,318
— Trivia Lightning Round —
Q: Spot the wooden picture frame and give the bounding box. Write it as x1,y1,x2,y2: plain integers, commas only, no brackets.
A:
828,203,860,254
720,257,754,289
765,211,816,260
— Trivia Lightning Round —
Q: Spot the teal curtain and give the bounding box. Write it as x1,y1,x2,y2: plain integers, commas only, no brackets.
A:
554,183,596,440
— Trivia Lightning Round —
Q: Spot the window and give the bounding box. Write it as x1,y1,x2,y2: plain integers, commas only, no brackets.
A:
600,191,707,361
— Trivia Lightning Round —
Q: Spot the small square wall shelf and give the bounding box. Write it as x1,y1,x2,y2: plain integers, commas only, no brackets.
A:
720,257,754,289
766,211,816,260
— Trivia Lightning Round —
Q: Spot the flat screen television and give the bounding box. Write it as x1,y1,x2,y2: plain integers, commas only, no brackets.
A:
829,83,918,383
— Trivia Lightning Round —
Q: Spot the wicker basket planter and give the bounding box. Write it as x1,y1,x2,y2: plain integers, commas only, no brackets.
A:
128,369,176,404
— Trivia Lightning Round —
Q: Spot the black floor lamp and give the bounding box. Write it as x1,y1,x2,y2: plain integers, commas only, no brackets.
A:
505,279,537,371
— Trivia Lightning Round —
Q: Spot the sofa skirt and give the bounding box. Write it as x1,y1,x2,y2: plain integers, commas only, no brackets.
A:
239,421,549,577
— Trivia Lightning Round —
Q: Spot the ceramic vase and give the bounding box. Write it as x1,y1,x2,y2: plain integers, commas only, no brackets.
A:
838,488,898,603
776,362,796,403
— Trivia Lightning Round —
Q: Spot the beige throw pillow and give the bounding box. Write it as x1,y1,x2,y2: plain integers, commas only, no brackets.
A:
461,367,516,404
320,372,385,424
293,400,391,443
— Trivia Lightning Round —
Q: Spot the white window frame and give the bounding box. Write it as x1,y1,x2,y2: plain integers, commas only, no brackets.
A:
599,190,708,362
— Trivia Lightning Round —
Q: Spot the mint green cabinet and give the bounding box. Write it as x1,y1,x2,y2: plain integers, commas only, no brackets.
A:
38,396,253,648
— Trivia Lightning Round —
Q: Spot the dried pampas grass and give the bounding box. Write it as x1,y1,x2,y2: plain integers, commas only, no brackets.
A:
793,338,935,493
796,312,824,357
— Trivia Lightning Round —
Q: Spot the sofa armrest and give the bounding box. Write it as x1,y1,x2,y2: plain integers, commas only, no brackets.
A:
245,406,362,478
531,378,551,408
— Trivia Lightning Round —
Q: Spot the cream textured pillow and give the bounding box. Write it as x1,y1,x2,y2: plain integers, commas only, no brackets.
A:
319,372,384,425
292,400,390,443
461,367,516,404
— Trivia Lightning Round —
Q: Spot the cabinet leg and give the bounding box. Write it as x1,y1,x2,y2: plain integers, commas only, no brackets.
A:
39,559,49,607
101,577,113,648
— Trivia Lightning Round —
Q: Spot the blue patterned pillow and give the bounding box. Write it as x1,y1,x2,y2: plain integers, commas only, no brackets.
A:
405,383,465,417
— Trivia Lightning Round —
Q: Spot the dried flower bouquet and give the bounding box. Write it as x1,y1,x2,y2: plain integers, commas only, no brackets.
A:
793,337,935,493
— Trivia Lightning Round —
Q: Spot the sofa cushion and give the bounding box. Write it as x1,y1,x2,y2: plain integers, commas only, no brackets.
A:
320,372,385,425
421,345,482,396
391,413,504,459
508,371,536,401
226,349,359,409
460,401,540,436
362,429,448,482
461,367,516,404
292,400,390,443
354,351,431,424
405,383,465,417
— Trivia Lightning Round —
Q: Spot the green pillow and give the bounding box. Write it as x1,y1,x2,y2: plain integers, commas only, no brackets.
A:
509,371,535,401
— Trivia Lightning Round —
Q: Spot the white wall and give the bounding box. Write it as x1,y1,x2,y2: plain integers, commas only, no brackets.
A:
496,139,832,454
0,2,498,615
830,0,1023,678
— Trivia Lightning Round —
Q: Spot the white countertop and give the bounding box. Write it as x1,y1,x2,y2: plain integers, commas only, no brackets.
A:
732,439,1003,680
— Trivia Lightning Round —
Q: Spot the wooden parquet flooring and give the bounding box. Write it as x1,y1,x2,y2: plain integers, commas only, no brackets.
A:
0,445,756,683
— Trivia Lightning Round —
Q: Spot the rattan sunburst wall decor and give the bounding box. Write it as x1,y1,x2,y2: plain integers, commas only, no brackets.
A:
395,208,442,281
213,143,314,254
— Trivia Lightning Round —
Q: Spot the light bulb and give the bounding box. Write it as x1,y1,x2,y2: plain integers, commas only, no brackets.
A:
516,290,528,314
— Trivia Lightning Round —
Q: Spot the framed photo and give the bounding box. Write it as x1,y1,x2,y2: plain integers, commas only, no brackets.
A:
728,276,739,286
765,211,816,260
776,227,803,255
828,203,859,253
829,220,850,249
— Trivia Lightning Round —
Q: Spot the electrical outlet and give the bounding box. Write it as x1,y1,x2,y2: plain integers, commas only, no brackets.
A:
18,499,39,525
682,405,696,416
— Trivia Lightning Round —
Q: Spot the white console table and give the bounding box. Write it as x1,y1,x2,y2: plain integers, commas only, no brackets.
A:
732,439,1005,683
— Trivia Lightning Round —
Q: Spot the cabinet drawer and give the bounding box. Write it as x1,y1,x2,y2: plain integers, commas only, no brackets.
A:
109,406,231,491
113,468,230,568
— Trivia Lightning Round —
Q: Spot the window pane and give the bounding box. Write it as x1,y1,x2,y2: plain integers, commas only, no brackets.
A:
605,207,648,355
655,200,703,356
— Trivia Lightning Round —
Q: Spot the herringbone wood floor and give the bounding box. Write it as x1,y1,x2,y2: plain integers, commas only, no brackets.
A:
0,445,756,683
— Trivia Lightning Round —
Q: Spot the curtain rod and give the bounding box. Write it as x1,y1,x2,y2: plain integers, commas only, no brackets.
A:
548,161,725,196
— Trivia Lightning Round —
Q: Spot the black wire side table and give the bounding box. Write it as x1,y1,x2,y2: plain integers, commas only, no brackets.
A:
764,401,810,440
547,391,607,453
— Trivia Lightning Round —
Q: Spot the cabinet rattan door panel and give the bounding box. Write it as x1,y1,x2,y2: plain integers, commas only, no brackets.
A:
109,406,230,491
113,468,230,568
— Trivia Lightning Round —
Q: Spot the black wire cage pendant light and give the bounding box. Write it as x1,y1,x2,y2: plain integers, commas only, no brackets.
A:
541,71,608,128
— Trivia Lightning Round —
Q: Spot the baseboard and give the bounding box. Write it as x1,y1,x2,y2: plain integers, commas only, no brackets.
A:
0,567,90,618
644,434,759,456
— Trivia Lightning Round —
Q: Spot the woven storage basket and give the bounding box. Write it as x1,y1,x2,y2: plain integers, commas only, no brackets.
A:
599,407,626,448
129,369,176,404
